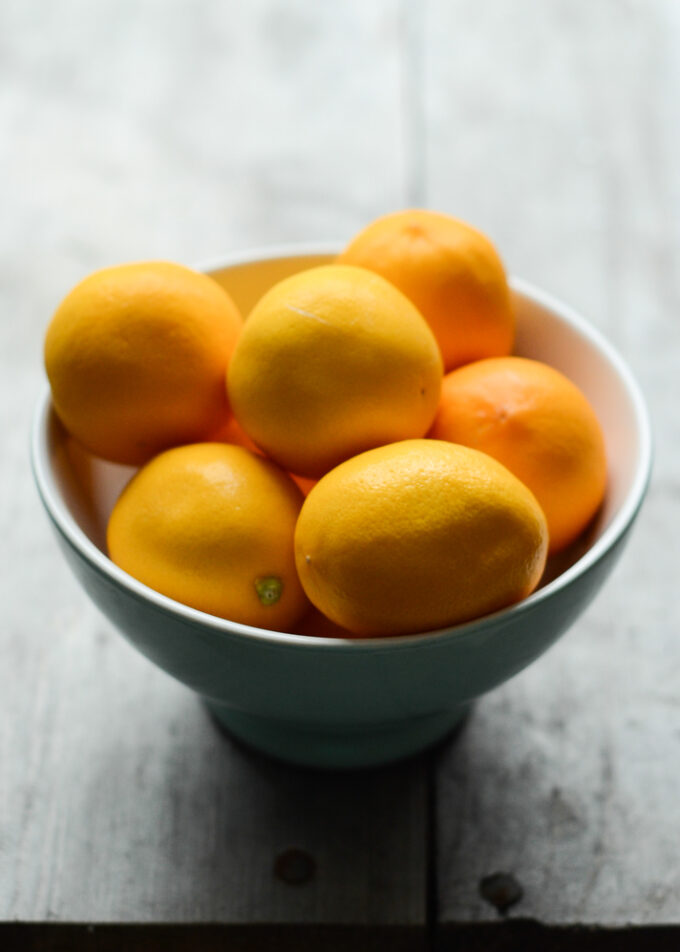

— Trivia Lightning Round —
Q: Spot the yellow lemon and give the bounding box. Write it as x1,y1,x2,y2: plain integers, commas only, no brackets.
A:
45,261,243,465
294,439,548,637
227,264,443,478
107,443,309,630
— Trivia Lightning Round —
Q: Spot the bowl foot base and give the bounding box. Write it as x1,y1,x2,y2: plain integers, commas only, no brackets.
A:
204,702,472,769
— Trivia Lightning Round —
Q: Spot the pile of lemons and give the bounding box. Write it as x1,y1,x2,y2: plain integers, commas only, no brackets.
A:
44,210,606,638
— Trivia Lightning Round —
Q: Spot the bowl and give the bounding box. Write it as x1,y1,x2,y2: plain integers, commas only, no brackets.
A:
31,245,652,769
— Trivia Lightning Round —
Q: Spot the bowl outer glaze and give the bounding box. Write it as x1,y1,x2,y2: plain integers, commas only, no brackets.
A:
46,500,631,721
31,246,652,767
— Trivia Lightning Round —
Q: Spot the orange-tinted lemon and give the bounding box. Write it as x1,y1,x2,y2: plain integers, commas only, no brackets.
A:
294,606,360,640
338,209,513,371
227,264,443,478
429,356,607,553
45,262,243,465
211,413,262,454
212,416,316,495
289,474,317,496
107,443,309,630
294,439,548,637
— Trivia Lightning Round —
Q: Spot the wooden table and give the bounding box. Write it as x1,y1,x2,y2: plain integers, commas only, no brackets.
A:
2,1,678,948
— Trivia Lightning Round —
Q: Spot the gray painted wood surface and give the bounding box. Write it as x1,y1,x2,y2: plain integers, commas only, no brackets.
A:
426,0,680,932
1,0,679,946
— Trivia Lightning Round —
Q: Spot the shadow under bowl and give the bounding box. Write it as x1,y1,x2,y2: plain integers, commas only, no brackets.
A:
31,246,652,769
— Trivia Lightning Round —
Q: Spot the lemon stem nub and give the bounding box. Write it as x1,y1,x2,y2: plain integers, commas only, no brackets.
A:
255,576,283,606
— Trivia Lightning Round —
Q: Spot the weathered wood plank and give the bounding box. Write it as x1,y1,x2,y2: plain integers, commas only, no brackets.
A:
3,625,427,925
0,0,428,935
425,0,680,931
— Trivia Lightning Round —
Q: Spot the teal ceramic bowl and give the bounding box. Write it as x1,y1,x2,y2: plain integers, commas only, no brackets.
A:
32,246,652,769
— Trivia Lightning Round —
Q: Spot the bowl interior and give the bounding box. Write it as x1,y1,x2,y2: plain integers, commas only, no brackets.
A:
42,250,650,618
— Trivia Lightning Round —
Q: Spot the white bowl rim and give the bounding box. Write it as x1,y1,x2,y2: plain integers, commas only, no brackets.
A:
31,243,653,653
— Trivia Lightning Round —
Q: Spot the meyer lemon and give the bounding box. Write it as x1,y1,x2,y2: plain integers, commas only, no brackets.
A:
294,439,548,637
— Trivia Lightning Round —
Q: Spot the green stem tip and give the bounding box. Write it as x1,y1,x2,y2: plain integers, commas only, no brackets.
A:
255,576,283,607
